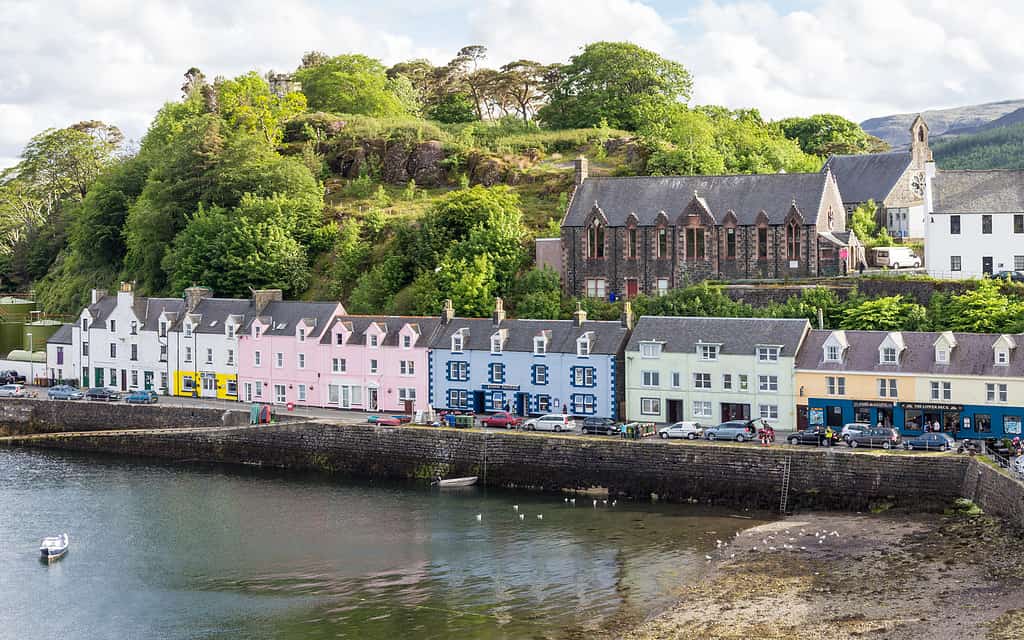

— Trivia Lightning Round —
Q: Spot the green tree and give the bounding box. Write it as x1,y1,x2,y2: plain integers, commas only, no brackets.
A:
294,54,408,116
509,267,562,319
538,42,692,131
941,279,1024,333
16,121,123,200
215,71,307,144
437,253,497,317
328,218,370,299
776,114,887,156
634,282,752,318
839,295,927,331
427,92,478,123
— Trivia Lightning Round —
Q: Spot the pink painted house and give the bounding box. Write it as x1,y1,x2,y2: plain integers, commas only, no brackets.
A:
237,300,344,406
319,315,441,414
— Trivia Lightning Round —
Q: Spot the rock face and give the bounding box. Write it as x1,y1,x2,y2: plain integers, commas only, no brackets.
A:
329,139,448,187
408,141,446,186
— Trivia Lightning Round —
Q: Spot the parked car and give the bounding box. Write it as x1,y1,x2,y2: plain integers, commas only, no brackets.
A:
658,421,704,440
480,411,523,429
85,387,120,402
840,423,871,443
125,389,159,404
0,370,26,385
846,428,901,449
788,427,841,447
581,417,620,436
522,414,577,432
1012,456,1024,476
704,420,758,442
872,246,921,269
989,270,1024,283
47,385,83,400
903,432,956,451
0,383,27,398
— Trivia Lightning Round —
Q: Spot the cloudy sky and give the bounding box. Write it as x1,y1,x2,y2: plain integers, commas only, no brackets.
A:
2,0,1022,167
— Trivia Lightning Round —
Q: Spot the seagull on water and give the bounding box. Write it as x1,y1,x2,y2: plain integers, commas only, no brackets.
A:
513,505,519,511
537,514,543,520
519,514,525,520
476,514,482,521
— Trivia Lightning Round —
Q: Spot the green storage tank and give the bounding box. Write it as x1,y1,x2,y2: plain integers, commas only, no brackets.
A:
0,322,23,358
0,296,36,322
23,319,62,351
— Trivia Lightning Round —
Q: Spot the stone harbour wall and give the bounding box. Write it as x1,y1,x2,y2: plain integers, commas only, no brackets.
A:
11,421,976,513
0,399,255,435
964,460,1024,529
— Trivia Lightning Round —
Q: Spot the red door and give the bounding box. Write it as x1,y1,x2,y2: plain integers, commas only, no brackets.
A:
625,278,638,299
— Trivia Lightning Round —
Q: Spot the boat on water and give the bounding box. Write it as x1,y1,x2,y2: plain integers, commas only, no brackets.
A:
434,476,478,487
39,533,69,562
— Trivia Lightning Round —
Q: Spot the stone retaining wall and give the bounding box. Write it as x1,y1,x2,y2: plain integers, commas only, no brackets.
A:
0,399,255,435
11,422,973,513
964,460,1024,529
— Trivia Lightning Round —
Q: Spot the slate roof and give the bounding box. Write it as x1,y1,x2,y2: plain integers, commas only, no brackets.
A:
823,151,911,204
795,329,1024,377
321,315,443,347
84,295,183,330
563,173,830,227
429,318,630,356
626,317,810,356
174,298,255,334
932,170,1024,214
82,296,116,323
249,301,341,336
49,323,73,345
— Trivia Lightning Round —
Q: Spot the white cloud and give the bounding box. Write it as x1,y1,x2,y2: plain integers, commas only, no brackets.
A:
4,0,1024,169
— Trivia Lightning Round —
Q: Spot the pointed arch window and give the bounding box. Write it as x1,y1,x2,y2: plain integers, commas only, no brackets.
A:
685,227,705,260
725,227,736,259
625,226,638,259
587,221,605,259
657,227,668,258
786,221,800,260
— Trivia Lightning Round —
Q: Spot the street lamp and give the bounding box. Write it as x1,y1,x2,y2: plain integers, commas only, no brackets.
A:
27,332,33,387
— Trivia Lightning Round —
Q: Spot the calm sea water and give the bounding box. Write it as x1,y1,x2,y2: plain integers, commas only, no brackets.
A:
0,448,767,639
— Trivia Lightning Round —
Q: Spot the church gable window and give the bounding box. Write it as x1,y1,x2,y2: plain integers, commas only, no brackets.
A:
685,227,705,260
757,227,768,260
725,227,736,259
586,221,606,259
657,227,668,259
786,222,800,260
625,227,638,259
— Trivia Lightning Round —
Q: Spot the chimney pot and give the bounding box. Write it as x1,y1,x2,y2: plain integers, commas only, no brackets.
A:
251,289,282,314
573,302,587,327
621,301,633,330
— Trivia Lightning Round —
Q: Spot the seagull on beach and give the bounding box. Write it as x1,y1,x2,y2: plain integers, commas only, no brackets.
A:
537,514,543,520
513,505,519,511
476,514,482,521
705,555,712,561
519,514,525,520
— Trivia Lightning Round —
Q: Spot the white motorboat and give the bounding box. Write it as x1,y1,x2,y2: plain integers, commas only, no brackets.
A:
40,533,69,562
434,476,478,487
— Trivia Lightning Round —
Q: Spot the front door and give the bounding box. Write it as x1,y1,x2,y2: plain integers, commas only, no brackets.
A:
983,256,994,275
143,371,153,390
515,392,528,416
120,369,127,391
367,387,378,411
797,405,808,431
340,385,351,409
667,399,683,423
244,382,253,403
95,368,103,387
202,373,217,397
625,278,638,299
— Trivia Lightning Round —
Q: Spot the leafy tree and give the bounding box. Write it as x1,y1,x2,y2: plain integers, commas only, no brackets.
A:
499,60,553,123
538,42,692,131
428,92,477,123
436,253,496,317
634,282,752,318
509,267,562,319
294,54,408,116
327,218,370,299
70,157,149,270
940,279,1024,333
215,71,307,144
776,114,887,156
840,295,927,331
15,121,122,200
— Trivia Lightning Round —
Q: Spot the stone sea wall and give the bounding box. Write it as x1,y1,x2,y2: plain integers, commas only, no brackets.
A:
11,420,977,514
0,399,255,435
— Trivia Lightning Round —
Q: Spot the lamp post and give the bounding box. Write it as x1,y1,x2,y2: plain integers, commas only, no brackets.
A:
27,332,33,387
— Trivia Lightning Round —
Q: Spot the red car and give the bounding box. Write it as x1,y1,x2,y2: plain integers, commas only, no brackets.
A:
480,411,522,429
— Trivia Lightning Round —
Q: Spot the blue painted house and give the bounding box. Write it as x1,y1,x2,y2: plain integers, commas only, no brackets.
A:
428,299,631,419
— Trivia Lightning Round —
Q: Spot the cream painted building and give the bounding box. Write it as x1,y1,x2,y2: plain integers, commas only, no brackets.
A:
624,317,810,427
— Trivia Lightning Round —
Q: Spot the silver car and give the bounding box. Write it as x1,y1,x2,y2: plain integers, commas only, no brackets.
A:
704,420,757,442
659,421,704,440
522,414,577,433
0,384,26,398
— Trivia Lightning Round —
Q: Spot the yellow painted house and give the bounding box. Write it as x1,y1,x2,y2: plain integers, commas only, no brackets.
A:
796,328,1024,439
170,294,254,401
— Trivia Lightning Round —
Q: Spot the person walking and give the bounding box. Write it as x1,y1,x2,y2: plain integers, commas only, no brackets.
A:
824,425,834,447
857,260,866,276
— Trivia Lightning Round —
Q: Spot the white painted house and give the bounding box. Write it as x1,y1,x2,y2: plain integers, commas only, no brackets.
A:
925,169,1024,279
624,316,810,427
73,283,184,393
44,323,79,385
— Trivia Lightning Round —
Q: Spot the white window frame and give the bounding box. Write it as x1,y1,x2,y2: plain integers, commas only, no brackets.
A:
370,359,379,374
400,360,415,376
641,370,660,387
297,384,307,401
451,334,463,353
694,372,711,390
585,278,607,299
275,352,284,368
722,373,732,390
577,337,591,357
254,351,262,367
297,353,305,369
672,372,682,388
881,347,897,364
274,384,286,404
758,375,778,392
757,346,780,362
533,337,547,355
491,335,503,354
996,350,1009,366
693,401,712,418
759,404,779,421
825,345,840,362
640,397,661,415
640,342,661,359
698,344,719,361
656,278,669,296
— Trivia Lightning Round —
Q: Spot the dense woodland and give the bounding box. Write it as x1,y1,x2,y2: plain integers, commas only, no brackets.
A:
1,41,1020,332
933,121,1024,169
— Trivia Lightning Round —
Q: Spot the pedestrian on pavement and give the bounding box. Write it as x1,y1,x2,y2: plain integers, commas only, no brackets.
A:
824,426,834,446
857,260,866,275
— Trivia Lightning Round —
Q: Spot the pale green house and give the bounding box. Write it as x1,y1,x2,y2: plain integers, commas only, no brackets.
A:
624,317,811,427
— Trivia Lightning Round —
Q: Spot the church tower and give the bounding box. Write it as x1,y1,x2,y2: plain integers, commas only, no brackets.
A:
909,115,932,165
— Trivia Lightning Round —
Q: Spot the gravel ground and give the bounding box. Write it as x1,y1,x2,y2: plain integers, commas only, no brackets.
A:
620,508,1024,640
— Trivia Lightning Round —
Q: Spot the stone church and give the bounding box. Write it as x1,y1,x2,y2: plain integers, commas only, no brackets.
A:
559,159,857,299
823,115,933,238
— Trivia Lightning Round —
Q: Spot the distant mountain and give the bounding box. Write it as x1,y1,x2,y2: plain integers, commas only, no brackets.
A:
941,107,1024,137
860,99,1024,148
932,120,1024,170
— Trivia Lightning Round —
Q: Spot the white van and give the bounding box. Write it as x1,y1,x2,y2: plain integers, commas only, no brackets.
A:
872,246,921,269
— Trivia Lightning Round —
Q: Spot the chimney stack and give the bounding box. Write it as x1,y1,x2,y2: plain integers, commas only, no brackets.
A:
817,307,825,330
116,281,135,307
91,288,107,305
185,286,214,312
574,156,589,186
621,301,633,330
441,299,455,325
573,302,587,327
252,289,283,314
492,297,506,327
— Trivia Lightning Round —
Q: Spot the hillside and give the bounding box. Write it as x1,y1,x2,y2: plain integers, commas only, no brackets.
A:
861,99,1024,147
940,107,1024,137
932,120,1024,170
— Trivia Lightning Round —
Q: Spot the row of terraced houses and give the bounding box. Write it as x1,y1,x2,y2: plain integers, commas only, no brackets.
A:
45,282,1024,440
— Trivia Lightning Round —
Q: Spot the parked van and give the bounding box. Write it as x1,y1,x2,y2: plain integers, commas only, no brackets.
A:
872,246,921,269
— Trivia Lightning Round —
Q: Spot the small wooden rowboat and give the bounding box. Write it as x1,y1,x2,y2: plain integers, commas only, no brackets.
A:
40,533,69,562
433,476,478,487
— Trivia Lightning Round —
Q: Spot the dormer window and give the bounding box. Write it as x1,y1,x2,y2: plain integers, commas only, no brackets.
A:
335,332,344,346
640,342,661,359
451,333,464,353
996,351,1009,366
109,319,116,332
698,344,719,361
298,327,306,342
937,349,948,363
130,321,137,335
757,346,780,362
825,345,840,362
227,324,235,338
253,325,261,338
881,347,897,364
577,334,592,357
491,334,503,354
369,334,379,348
159,321,167,337
183,323,192,338
402,335,411,349
533,337,547,355
81,318,89,332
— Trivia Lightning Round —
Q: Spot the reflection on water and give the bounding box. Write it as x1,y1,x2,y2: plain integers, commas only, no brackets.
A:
0,448,768,639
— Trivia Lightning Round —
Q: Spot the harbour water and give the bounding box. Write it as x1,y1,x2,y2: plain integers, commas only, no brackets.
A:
0,448,768,639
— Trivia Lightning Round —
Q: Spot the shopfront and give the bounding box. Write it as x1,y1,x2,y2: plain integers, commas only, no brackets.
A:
900,402,1024,440
807,398,896,429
